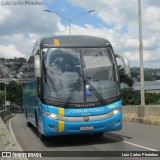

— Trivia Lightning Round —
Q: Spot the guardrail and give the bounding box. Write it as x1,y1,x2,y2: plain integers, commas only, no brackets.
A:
0,110,13,123
123,105,160,125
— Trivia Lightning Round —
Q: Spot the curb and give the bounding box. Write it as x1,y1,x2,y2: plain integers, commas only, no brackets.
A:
0,110,13,124
0,117,21,160
123,117,160,126
0,111,27,160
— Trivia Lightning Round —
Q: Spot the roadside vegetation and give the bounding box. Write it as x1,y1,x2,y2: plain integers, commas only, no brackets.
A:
120,68,160,105
121,88,160,105
0,81,23,110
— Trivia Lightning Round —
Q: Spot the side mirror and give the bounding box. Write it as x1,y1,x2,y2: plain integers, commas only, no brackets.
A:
34,55,41,78
115,54,130,76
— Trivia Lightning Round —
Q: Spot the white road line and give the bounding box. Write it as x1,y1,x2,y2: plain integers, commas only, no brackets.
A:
104,135,158,151
8,116,29,160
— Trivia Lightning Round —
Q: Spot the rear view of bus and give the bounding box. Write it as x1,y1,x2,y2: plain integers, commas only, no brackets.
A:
23,35,130,140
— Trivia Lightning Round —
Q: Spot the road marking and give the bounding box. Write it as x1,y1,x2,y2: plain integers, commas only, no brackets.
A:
9,116,29,160
104,135,158,151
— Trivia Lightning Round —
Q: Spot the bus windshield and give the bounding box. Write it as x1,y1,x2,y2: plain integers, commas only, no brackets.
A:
43,47,120,105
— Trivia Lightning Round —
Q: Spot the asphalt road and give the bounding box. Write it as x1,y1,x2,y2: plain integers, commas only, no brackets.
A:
8,114,160,160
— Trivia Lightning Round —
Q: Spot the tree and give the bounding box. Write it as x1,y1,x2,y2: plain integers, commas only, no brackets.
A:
7,81,23,109
0,83,5,90
0,91,5,110
120,88,140,105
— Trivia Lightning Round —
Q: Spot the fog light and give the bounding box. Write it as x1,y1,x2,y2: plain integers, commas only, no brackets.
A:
114,121,120,127
49,125,58,131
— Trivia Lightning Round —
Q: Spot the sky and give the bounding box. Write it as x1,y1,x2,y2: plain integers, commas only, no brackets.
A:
0,0,160,68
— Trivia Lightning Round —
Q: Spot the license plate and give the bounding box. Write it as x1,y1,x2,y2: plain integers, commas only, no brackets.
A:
80,126,93,131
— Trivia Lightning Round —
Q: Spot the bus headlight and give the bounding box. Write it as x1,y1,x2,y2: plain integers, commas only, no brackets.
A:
49,113,58,119
110,108,121,116
42,110,62,120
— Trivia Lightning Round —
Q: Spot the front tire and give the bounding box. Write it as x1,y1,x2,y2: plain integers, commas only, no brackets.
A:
38,131,46,141
93,132,104,137
26,120,31,127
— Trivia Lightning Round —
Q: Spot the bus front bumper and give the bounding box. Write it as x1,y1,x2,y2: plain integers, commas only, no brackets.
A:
41,112,122,136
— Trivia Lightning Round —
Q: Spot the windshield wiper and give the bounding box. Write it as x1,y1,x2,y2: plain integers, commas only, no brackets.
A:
64,79,80,107
85,80,106,106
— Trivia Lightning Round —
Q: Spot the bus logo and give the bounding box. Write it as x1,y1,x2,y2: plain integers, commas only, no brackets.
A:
84,116,89,122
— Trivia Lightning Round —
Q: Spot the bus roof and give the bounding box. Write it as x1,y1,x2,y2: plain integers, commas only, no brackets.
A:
38,35,111,48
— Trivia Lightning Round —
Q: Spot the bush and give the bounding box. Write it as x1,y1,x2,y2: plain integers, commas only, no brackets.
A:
120,88,140,105
120,88,160,105
145,93,160,105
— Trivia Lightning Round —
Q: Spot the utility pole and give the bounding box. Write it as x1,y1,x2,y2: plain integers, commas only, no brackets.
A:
138,0,145,106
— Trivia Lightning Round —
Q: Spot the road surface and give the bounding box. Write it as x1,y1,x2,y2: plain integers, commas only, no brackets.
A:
8,114,160,160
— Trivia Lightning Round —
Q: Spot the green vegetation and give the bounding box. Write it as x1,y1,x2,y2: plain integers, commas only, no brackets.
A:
145,93,160,105
121,88,160,105
120,67,160,105
0,91,5,110
121,88,140,105
7,81,23,108
0,81,23,110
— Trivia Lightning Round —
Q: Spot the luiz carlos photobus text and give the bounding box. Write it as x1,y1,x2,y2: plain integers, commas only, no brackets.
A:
1,0,43,6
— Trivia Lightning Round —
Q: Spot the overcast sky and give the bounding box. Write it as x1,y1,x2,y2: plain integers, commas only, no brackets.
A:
0,0,160,68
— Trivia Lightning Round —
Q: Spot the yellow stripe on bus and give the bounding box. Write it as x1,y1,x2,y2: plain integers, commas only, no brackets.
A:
54,39,60,46
58,108,64,132
58,121,64,132
59,108,64,116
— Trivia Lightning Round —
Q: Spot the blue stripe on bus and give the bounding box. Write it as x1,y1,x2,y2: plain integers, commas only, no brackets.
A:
46,100,122,117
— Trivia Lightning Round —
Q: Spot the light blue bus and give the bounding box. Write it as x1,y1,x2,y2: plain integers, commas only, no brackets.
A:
23,35,130,140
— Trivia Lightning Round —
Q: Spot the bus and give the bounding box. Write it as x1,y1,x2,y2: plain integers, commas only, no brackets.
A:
23,35,130,140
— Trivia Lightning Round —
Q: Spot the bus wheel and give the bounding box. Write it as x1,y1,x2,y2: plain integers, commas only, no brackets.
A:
26,121,31,127
25,107,27,118
38,131,46,141
93,132,104,137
